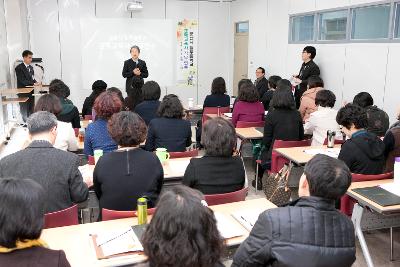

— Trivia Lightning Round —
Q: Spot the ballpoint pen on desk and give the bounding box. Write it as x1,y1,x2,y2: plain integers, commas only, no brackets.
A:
97,229,132,247
241,216,254,227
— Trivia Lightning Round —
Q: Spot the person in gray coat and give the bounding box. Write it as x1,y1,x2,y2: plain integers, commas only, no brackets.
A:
0,111,88,213
232,154,356,267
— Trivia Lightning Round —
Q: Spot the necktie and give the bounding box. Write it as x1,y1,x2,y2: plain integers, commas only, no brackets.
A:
28,65,34,77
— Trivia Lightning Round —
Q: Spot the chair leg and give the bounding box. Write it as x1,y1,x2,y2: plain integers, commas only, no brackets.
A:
390,227,394,261
255,163,258,194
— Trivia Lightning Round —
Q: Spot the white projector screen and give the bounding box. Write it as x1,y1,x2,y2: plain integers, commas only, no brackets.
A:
81,18,175,90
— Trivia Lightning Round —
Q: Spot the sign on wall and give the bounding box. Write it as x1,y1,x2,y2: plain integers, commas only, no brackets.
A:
176,19,198,87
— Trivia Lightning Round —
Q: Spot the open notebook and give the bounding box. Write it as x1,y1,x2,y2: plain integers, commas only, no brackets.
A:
231,210,263,232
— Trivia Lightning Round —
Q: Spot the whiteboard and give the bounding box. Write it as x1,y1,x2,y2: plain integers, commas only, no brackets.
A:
80,18,175,89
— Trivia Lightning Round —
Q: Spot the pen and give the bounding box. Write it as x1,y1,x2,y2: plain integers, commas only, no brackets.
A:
97,229,132,247
241,216,254,227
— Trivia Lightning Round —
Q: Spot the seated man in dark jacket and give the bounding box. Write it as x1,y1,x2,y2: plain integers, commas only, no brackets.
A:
0,111,89,213
337,103,386,174
232,154,356,267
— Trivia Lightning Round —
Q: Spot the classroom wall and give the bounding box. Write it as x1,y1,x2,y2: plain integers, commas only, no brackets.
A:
25,0,231,108
231,0,400,123
0,0,10,89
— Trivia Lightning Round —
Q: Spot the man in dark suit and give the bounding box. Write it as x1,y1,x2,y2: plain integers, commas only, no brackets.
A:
122,45,149,92
15,50,38,120
254,67,268,97
0,111,89,213
293,46,320,108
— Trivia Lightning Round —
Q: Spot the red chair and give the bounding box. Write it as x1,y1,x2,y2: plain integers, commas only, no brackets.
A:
74,128,79,137
340,172,393,216
323,138,345,145
102,208,157,221
204,187,248,206
84,115,92,120
236,121,264,128
169,149,199,159
88,155,95,165
202,106,230,125
44,204,79,229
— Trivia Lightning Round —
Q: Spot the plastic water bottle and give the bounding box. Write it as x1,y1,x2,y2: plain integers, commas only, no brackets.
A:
137,197,148,225
394,157,400,184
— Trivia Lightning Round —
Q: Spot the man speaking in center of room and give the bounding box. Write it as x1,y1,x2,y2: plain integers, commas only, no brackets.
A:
122,45,149,92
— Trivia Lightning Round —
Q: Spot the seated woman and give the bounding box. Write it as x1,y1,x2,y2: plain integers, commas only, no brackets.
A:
49,81,80,128
257,87,304,188
203,77,230,108
231,83,264,127
184,118,245,194
337,104,385,174
93,112,163,214
82,80,107,117
0,178,71,267
34,94,78,152
383,107,400,172
299,76,324,122
124,76,144,111
134,81,161,125
139,186,224,267
261,75,281,111
304,90,342,146
84,91,121,156
145,94,192,152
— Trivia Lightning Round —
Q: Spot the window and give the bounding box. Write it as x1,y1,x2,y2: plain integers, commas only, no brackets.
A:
395,3,400,38
291,15,315,42
351,4,390,40
318,10,347,40
236,22,249,33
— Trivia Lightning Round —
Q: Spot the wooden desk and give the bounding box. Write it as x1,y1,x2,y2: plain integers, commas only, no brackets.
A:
1,97,29,105
184,105,203,113
235,127,263,140
274,145,341,165
347,179,400,267
0,88,34,95
41,198,276,267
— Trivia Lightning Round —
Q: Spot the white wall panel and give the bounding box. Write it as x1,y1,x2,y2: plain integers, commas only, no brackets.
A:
316,0,350,10
289,0,316,14
383,45,400,123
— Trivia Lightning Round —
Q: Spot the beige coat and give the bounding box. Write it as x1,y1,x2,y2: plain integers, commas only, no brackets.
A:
299,87,323,122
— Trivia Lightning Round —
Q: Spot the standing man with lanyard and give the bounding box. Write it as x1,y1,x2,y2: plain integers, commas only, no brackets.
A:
293,46,320,109
15,50,40,121
122,45,149,93
254,67,269,98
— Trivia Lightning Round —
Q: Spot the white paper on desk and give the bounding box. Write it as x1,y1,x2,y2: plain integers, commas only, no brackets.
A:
231,210,261,232
166,159,190,175
303,148,340,158
223,113,233,118
380,183,400,197
96,228,143,258
214,212,246,239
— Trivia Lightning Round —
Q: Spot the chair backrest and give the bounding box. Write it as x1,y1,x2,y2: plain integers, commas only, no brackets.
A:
270,139,312,173
323,138,345,145
204,187,248,206
44,204,79,229
202,106,230,125
84,115,92,120
102,208,157,221
236,121,264,128
170,149,199,159
340,172,393,216
88,155,95,165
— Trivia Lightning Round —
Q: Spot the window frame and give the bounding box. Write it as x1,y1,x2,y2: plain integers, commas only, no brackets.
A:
317,8,349,42
289,12,316,43
394,2,400,39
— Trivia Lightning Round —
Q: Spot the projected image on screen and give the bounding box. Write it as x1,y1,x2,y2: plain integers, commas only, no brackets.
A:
81,19,175,89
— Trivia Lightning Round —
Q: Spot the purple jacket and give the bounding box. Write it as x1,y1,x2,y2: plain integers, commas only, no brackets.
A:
232,101,265,127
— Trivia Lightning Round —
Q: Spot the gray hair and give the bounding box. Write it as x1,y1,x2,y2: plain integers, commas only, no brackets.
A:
130,45,140,53
27,111,58,135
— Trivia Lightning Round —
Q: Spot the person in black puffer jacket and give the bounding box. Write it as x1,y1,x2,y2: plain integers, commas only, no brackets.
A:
232,154,356,267
337,103,385,174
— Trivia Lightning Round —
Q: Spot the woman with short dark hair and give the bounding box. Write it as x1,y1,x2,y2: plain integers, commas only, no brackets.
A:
93,111,163,216
139,186,225,267
203,77,230,108
49,81,80,128
82,80,107,117
183,118,246,194
145,94,192,152
34,94,78,151
0,178,71,267
84,91,122,156
232,83,265,127
134,81,161,125
261,75,281,111
257,87,304,189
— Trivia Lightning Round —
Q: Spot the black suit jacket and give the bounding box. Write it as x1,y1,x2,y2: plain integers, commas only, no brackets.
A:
255,77,269,98
122,58,149,91
15,62,36,88
0,140,89,213
295,60,320,108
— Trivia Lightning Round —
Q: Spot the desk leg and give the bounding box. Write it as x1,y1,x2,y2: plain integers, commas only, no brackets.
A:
352,203,374,267
390,227,393,261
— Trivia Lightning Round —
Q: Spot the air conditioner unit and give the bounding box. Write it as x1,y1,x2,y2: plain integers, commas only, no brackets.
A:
127,1,143,11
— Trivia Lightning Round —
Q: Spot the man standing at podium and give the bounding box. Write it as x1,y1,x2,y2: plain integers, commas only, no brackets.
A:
15,50,39,120
122,45,149,92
